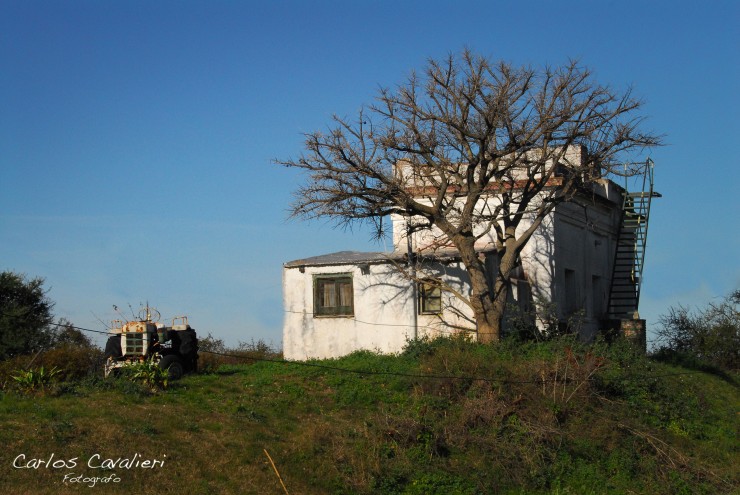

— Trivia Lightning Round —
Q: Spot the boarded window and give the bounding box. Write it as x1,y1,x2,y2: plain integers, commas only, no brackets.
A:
314,275,354,316
419,279,442,314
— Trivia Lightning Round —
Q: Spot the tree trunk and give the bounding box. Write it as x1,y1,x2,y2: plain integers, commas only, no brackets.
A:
490,245,519,342
456,237,503,344
455,232,521,344
475,304,501,344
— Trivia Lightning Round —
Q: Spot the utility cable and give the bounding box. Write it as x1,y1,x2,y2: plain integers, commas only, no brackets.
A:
12,317,720,386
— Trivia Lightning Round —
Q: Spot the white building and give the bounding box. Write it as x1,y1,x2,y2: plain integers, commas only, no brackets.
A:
283,153,656,360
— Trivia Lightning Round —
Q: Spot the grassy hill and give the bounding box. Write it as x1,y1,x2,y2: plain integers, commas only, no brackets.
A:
0,336,738,494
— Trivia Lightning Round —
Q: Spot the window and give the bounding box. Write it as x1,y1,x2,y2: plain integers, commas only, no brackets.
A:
314,274,354,316
564,269,578,314
591,275,605,318
419,279,442,314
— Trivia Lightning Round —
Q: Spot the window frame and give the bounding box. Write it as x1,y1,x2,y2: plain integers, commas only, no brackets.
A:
418,278,442,315
313,273,354,317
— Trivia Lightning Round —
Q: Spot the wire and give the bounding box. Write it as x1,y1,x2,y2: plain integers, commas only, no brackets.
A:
284,309,669,345
47,320,119,336
283,309,476,334
15,316,717,386
7,310,667,346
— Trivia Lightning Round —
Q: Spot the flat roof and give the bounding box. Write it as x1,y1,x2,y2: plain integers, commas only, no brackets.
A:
284,249,474,269
284,251,400,268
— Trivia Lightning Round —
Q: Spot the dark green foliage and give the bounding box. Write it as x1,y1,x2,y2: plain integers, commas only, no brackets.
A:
396,472,479,495
400,335,440,359
0,271,55,359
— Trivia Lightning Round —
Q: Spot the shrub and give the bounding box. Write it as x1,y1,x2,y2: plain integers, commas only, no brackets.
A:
118,360,169,391
198,334,281,372
401,333,475,360
504,297,584,342
0,345,103,390
11,366,60,393
48,319,95,349
654,289,739,371
37,345,103,380
0,271,55,359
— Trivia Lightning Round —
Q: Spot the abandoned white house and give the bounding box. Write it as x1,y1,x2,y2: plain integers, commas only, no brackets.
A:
282,147,658,360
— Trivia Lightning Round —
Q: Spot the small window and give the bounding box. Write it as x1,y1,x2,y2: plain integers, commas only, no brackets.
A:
591,275,604,318
564,269,578,314
419,279,442,314
314,275,354,316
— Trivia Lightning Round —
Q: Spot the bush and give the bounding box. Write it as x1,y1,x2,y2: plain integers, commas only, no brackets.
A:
654,290,739,371
37,345,103,380
401,333,475,360
11,365,60,393
198,334,281,372
0,346,103,390
118,360,170,390
48,319,95,349
0,271,55,359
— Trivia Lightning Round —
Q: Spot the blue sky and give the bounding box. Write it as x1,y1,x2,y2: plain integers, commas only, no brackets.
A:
1,0,738,348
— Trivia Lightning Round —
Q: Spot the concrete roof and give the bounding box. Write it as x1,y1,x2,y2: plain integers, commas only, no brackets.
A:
284,251,402,268
284,249,473,269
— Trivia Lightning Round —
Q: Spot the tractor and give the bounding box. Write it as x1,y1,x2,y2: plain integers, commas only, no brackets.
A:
104,308,198,380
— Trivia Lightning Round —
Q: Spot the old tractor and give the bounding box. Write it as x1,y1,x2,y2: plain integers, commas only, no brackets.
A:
104,308,198,379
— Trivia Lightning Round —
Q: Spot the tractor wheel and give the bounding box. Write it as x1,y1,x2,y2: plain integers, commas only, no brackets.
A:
159,355,185,380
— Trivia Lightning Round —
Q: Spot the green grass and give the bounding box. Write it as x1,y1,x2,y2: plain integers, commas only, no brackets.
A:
0,337,738,494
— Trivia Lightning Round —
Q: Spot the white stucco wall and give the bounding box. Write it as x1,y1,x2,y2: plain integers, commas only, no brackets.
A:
283,178,625,359
283,260,476,360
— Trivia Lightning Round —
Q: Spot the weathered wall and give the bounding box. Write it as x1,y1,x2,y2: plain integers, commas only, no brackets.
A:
283,260,475,360
284,178,625,359
552,195,621,339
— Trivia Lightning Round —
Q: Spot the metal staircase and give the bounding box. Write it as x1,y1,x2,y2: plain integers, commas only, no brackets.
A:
606,159,660,320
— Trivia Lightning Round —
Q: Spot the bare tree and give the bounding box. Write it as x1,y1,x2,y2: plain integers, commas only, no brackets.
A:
277,50,661,343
